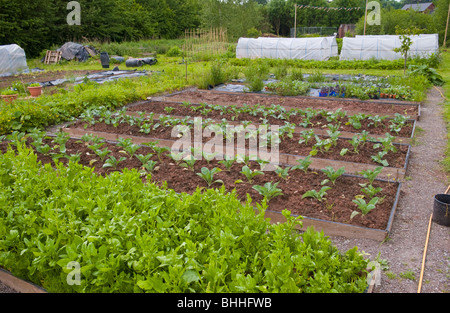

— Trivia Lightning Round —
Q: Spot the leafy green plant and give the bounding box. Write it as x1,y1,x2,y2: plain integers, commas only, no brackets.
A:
311,136,333,155
252,182,283,203
102,155,126,170
373,133,397,153
53,132,70,154
240,165,263,183
371,151,389,167
360,184,382,198
152,146,170,162
136,153,154,165
95,148,112,162
351,197,380,219
359,166,383,184
302,186,332,202
321,166,345,185
292,156,312,173
196,167,223,187
407,64,444,86
142,160,158,172
275,166,290,180
219,156,236,171
180,156,196,171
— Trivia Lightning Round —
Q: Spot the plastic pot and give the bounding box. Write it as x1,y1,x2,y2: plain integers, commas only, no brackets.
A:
28,86,42,97
433,194,450,227
1,94,18,103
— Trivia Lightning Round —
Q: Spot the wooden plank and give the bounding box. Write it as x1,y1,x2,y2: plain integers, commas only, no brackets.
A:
0,268,46,293
44,50,62,64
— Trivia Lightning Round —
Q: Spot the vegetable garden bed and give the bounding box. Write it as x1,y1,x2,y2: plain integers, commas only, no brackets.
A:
156,88,421,120
1,134,402,241
125,100,417,144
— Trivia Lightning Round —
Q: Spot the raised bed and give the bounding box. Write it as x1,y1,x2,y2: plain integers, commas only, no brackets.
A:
154,88,421,121
4,134,402,242
63,119,411,180
124,103,416,144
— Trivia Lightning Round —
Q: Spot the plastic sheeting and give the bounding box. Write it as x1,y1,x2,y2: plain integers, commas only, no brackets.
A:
39,69,150,87
58,42,94,62
340,34,439,61
236,37,338,61
0,44,28,75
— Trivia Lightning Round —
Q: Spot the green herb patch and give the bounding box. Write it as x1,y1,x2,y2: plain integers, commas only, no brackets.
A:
0,143,371,293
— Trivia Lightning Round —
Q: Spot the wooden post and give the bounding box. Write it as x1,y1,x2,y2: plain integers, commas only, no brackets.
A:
444,2,450,47
363,0,369,35
294,4,297,38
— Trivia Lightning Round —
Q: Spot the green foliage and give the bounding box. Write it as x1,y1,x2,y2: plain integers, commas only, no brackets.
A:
196,167,223,187
240,165,264,183
252,181,283,202
302,186,332,203
0,144,371,293
244,61,270,92
321,166,345,185
408,64,444,86
351,197,380,219
166,46,182,57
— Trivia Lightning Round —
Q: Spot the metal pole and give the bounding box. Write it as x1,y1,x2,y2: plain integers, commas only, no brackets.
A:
363,0,369,35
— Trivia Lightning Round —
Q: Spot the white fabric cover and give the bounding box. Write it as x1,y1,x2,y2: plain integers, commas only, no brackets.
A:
340,34,439,60
236,37,338,61
0,44,28,75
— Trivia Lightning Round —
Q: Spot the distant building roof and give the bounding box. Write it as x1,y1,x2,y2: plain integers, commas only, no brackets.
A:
401,2,435,12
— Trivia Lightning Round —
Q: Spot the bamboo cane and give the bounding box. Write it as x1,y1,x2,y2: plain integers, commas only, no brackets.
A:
417,213,433,293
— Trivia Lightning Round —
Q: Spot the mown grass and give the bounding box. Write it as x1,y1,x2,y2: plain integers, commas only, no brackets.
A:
437,51,450,174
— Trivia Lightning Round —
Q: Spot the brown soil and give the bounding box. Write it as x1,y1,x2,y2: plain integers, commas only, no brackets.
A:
162,89,420,117
68,119,409,169
128,100,415,138
0,137,399,231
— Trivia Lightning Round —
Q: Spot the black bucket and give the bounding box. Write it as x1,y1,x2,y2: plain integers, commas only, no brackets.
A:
100,52,110,69
433,194,450,227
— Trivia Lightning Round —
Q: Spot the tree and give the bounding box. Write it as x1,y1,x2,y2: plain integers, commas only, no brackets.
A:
267,0,290,36
201,0,264,40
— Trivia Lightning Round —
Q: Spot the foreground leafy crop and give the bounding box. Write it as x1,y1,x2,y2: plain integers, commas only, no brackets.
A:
0,144,370,293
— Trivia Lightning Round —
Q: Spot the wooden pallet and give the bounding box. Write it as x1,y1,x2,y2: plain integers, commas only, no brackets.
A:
44,50,62,64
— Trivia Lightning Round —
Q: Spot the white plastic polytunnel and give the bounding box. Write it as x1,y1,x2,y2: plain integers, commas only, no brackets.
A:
340,34,439,61
236,37,339,61
0,44,28,75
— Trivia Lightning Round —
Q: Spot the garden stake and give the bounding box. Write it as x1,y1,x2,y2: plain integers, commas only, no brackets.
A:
417,213,432,293
418,184,450,293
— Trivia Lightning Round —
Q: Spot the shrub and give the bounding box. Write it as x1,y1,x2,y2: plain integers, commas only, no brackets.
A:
166,45,182,57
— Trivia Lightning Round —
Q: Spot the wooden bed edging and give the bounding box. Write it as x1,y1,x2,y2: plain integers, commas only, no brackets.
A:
0,268,47,293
